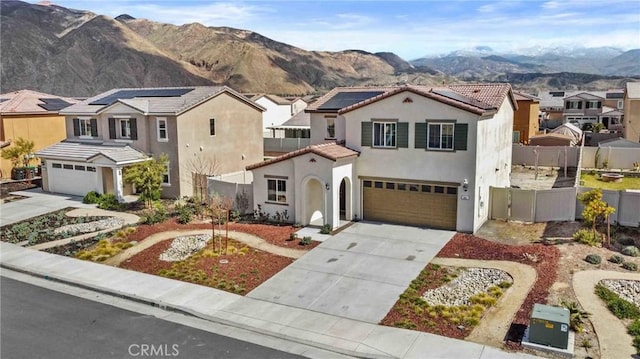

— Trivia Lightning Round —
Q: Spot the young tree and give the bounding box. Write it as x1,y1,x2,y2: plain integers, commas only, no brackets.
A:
182,154,220,201
208,192,233,254
123,154,168,208
578,188,615,246
1,137,35,168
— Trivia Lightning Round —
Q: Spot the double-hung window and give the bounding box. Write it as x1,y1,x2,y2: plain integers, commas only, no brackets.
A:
267,179,287,203
373,122,396,148
162,163,170,186
326,118,336,139
119,119,131,139
157,118,168,141
79,119,93,137
428,123,454,150
566,101,581,109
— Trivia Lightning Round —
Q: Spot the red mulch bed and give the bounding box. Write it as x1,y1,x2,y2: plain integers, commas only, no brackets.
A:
120,237,294,294
381,233,559,346
127,218,319,250
437,233,560,347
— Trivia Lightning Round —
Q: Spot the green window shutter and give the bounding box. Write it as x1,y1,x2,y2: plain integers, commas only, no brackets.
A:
397,122,408,148
361,122,372,147
73,118,80,136
108,118,116,139
454,123,468,151
130,118,138,140
414,122,427,149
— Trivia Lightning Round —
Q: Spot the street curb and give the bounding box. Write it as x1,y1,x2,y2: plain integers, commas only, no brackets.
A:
0,258,393,359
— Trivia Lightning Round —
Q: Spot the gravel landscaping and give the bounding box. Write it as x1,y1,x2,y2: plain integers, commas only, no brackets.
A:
53,218,125,236
422,268,512,307
159,234,212,262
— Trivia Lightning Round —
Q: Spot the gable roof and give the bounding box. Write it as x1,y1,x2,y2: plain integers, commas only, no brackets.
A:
338,83,516,116
306,86,396,113
565,92,605,101
513,91,540,102
36,141,149,164
0,89,79,114
60,86,264,116
247,142,358,170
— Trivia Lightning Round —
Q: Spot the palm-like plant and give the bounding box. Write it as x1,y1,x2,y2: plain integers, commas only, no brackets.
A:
561,300,591,332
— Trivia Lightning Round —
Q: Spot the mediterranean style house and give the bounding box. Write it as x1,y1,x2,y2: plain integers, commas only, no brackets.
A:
247,84,517,233
0,90,78,178
37,86,264,200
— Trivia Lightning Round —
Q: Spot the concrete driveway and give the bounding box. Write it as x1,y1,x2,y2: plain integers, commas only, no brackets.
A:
1,188,94,226
247,222,455,323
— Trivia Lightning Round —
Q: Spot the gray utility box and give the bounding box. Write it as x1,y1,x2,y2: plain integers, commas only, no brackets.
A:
528,303,570,349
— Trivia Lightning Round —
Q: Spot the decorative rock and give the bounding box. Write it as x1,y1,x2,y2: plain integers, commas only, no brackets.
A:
160,234,212,262
422,267,512,307
600,279,640,308
53,218,125,235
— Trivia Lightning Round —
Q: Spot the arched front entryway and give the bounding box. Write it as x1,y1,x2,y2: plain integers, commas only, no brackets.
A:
339,177,351,221
304,177,324,226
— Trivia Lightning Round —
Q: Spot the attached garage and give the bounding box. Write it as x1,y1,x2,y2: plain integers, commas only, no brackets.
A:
47,162,100,196
362,178,458,230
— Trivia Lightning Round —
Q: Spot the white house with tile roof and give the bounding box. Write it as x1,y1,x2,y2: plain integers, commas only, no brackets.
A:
247,84,517,233
249,94,307,136
38,86,264,200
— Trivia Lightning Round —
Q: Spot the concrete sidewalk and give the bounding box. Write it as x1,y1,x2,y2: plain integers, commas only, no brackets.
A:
0,242,541,359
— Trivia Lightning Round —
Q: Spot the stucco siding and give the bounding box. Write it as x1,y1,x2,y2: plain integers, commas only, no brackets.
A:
473,100,513,232
176,92,263,198
623,97,640,142
1,114,66,177
256,97,291,130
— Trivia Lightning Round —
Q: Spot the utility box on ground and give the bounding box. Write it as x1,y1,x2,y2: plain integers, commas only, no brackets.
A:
528,304,570,349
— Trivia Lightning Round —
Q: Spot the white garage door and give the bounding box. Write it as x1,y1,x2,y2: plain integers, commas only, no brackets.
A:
49,162,100,196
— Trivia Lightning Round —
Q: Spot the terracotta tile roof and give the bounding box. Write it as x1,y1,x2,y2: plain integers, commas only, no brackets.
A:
247,142,359,170
0,89,79,114
513,91,540,102
337,83,515,116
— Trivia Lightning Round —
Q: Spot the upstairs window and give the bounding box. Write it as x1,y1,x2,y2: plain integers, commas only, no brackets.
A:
326,118,336,139
585,100,602,109
157,118,168,141
373,122,396,148
566,101,582,110
119,119,131,138
428,123,454,150
73,118,97,137
210,118,216,136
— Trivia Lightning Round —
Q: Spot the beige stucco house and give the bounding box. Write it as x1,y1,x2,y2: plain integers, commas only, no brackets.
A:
37,86,264,200
247,84,517,233
623,82,640,142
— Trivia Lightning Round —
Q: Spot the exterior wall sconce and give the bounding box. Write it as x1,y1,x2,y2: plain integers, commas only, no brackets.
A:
462,179,468,192
325,183,330,190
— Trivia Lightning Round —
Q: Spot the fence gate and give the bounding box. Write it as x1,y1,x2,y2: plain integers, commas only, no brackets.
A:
489,186,536,222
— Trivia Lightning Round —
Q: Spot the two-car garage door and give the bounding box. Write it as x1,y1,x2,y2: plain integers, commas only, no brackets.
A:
362,179,458,230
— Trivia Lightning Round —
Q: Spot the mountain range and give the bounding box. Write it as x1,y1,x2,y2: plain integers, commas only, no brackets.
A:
1,1,638,97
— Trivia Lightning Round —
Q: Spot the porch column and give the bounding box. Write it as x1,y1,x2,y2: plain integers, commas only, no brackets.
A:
113,166,124,202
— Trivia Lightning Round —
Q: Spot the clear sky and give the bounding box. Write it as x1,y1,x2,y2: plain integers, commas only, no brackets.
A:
46,0,640,60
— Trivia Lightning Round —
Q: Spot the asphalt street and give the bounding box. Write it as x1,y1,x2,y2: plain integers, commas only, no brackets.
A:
0,276,304,359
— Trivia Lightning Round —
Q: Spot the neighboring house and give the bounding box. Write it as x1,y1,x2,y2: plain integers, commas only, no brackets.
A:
562,92,605,127
248,94,307,136
0,90,78,178
513,91,540,144
623,82,640,142
37,86,264,200
264,110,311,157
598,137,640,148
538,90,615,130
247,84,517,233
604,89,625,111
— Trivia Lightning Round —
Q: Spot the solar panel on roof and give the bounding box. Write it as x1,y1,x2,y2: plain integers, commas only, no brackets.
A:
89,88,195,106
431,89,492,109
317,91,385,110
550,91,565,97
38,98,73,111
606,93,623,99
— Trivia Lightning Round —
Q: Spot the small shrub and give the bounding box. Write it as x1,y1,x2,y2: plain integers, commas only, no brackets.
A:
607,298,640,319
616,237,636,246
299,236,312,246
633,336,640,355
497,281,513,289
97,194,123,210
584,254,601,265
573,229,602,246
622,262,638,271
176,205,194,224
287,232,298,241
608,255,625,264
83,191,102,204
142,202,168,224
319,224,332,234
621,246,640,257
629,319,640,336
229,210,241,222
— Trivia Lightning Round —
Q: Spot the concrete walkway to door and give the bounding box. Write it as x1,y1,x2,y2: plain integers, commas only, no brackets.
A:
247,222,455,323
